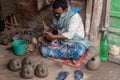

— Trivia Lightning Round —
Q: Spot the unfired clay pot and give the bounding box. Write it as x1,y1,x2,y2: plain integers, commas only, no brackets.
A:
35,63,49,78
7,58,22,72
20,65,34,79
42,36,51,46
86,56,101,71
22,57,34,68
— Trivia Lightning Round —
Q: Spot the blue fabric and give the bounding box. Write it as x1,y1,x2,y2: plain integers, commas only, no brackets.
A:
71,6,82,13
61,33,90,49
74,70,84,80
38,42,86,59
57,71,69,80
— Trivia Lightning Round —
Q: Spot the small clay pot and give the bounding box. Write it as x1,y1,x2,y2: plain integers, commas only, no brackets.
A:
7,58,22,72
22,57,31,65
42,37,51,46
86,56,101,71
35,63,49,78
52,29,58,35
20,65,34,79
22,57,34,67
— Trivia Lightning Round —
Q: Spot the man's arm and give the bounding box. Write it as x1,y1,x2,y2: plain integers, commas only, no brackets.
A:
44,32,67,40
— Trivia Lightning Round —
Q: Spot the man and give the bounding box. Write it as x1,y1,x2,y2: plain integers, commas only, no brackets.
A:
39,0,90,59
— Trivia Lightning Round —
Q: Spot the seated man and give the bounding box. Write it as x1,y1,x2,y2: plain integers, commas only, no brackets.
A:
38,0,90,60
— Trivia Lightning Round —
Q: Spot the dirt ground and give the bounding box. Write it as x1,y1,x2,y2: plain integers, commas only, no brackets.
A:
0,44,120,80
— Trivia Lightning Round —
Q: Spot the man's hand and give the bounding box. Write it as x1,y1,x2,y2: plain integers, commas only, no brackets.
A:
44,31,67,40
44,26,55,33
44,32,55,40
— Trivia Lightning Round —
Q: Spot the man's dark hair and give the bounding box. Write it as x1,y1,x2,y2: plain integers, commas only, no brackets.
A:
52,0,68,10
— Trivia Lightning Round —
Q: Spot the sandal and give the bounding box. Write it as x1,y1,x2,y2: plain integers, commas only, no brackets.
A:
56,71,69,80
74,70,84,80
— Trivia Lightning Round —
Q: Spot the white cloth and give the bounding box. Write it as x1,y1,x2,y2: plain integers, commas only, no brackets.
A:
62,13,84,39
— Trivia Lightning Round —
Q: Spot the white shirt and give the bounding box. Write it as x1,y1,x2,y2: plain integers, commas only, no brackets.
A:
62,13,84,39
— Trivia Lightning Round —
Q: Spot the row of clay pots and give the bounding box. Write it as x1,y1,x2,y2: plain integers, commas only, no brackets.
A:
7,57,48,79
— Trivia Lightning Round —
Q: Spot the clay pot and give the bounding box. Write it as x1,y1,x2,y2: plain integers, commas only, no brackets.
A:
86,56,101,71
22,57,35,69
41,30,58,46
20,65,34,79
52,29,58,35
42,36,51,46
35,63,49,78
7,58,22,72
22,57,34,67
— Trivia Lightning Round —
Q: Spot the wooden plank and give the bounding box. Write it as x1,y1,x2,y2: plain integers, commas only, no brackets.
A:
99,0,111,31
99,0,111,42
85,0,93,39
109,55,120,65
90,0,103,46
105,0,111,28
100,0,106,29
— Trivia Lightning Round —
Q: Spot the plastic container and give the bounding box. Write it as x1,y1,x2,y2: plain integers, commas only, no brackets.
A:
12,40,26,56
100,32,110,62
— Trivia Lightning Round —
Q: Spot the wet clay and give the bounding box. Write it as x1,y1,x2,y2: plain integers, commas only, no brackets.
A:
35,63,48,78
20,65,34,79
7,58,22,72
